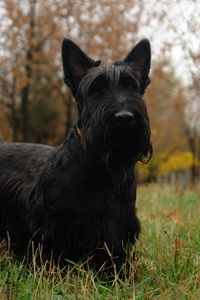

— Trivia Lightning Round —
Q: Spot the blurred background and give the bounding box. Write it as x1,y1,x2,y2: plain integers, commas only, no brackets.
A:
0,0,199,184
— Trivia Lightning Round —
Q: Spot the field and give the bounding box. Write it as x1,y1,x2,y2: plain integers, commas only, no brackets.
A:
0,184,200,300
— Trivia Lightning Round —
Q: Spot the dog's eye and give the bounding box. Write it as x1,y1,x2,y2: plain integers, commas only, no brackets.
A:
119,75,137,90
88,76,108,96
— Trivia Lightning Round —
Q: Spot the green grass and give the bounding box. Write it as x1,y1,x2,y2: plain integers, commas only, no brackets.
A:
1,185,200,299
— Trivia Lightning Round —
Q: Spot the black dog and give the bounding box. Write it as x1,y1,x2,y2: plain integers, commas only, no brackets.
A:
0,38,152,274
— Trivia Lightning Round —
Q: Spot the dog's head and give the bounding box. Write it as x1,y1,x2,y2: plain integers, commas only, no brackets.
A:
62,39,152,164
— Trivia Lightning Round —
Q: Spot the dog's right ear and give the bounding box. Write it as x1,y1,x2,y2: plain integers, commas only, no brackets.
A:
62,39,101,96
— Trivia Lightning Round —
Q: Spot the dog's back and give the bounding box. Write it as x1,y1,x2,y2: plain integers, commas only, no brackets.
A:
0,142,54,181
0,142,54,248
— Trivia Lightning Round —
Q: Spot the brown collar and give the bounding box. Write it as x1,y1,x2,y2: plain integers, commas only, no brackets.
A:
75,125,81,138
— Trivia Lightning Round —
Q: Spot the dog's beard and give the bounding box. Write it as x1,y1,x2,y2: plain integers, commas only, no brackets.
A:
81,115,151,166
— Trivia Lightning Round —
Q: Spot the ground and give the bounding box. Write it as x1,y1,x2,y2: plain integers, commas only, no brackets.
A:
0,184,200,299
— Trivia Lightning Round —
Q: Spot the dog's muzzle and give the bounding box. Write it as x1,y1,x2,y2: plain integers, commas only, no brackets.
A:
106,110,137,147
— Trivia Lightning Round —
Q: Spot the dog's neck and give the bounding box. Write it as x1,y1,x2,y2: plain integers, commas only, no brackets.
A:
56,129,136,187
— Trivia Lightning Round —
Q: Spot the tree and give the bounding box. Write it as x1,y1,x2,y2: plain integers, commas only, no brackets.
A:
0,0,65,142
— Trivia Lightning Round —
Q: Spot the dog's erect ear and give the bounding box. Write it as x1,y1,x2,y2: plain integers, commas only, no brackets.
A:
62,39,101,96
124,39,151,90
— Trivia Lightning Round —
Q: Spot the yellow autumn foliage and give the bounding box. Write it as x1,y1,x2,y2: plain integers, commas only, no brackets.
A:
159,152,199,175
137,151,199,182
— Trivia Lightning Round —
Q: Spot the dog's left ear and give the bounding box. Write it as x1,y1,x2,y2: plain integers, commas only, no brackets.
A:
124,39,151,91
62,39,101,96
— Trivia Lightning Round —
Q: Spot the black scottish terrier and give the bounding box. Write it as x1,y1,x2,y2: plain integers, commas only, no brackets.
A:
0,38,152,274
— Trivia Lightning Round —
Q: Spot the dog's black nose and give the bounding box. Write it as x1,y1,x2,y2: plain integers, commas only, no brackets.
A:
115,111,134,124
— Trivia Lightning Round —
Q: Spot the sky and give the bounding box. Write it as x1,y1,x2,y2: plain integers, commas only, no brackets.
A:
138,0,200,84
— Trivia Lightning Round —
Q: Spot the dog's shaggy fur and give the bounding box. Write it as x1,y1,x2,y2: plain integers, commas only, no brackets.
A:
0,38,152,274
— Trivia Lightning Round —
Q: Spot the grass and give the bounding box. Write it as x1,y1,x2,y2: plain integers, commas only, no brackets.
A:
0,184,200,299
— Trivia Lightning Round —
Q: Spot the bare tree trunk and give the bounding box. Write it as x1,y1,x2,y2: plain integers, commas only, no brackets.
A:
10,75,18,141
21,61,31,142
20,0,36,142
187,134,197,184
